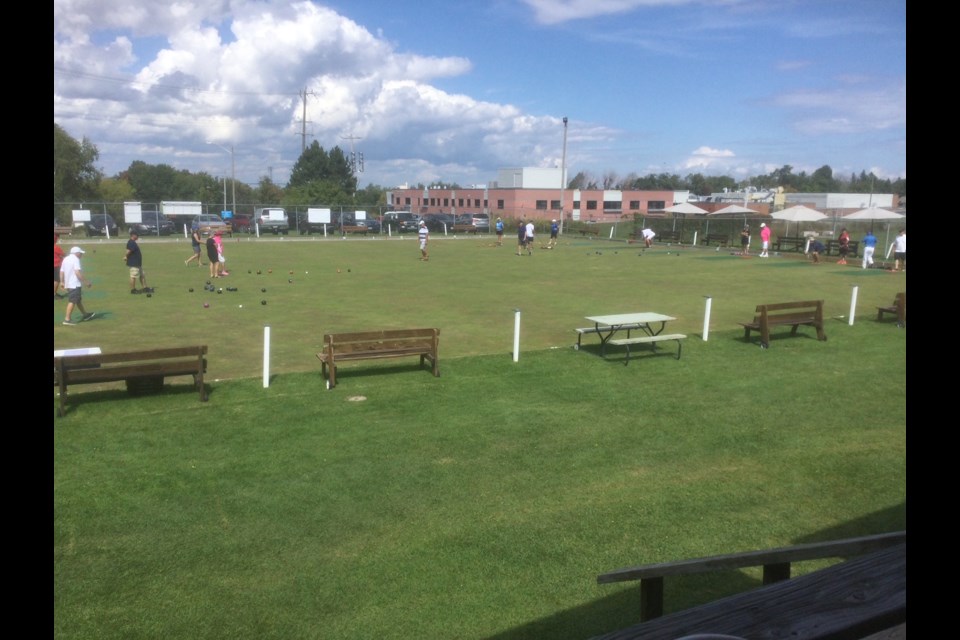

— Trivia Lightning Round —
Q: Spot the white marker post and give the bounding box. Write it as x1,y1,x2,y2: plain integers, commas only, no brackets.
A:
848,285,858,326
263,325,271,388
703,296,712,341
692,231,698,246
886,243,894,260
513,309,521,362
609,226,615,240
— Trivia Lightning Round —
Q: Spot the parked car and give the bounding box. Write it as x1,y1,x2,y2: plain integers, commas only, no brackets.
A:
230,214,254,234
131,211,175,236
193,214,232,237
254,207,290,235
423,213,456,232
383,211,421,233
469,213,491,231
83,213,119,237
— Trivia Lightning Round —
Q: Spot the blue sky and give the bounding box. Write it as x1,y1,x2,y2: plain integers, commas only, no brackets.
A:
53,0,905,190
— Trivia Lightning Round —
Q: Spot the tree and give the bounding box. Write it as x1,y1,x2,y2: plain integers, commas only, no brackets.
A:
54,123,102,203
808,165,838,192
255,177,285,205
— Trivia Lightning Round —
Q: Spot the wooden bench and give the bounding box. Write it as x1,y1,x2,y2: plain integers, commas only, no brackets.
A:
199,225,233,237
773,236,807,252
738,300,826,349
54,225,74,237
877,291,906,328
606,334,687,364
700,233,729,247
574,324,644,350
593,533,905,639
340,225,369,235
656,230,681,244
316,328,440,389
54,346,208,417
824,239,860,257
451,224,478,234
578,227,600,237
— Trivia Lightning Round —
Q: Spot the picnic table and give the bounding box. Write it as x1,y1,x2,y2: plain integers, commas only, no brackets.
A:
576,312,677,357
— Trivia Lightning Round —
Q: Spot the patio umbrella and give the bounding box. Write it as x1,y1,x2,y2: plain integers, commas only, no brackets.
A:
770,205,826,236
844,206,903,230
663,202,708,237
704,204,756,237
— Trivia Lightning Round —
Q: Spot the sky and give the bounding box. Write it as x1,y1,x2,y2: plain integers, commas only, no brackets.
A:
53,0,906,191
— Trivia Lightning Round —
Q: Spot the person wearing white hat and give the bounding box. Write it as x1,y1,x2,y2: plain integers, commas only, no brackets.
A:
759,222,771,258
418,219,430,261
59,246,96,325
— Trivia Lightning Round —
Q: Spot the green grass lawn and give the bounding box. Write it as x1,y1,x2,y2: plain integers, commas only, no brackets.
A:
54,234,906,640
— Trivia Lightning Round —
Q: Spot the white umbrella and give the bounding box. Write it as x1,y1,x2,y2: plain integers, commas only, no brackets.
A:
771,205,827,236
709,204,755,215
664,202,709,215
844,206,905,246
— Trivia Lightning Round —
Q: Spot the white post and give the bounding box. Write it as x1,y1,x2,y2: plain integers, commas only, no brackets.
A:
849,285,858,326
255,223,261,238
693,231,698,246
609,226,615,240
263,325,271,388
512,309,521,362
703,296,712,341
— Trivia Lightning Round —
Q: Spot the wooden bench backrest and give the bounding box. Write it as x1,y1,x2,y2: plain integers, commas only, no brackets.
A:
755,300,823,324
54,346,208,371
324,328,439,350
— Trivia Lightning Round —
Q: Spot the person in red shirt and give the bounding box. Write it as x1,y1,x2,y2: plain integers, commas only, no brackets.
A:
54,232,65,299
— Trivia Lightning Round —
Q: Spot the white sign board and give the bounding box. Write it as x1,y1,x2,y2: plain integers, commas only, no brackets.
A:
266,209,286,222
124,201,143,224
354,210,367,221
72,209,92,222
307,208,332,224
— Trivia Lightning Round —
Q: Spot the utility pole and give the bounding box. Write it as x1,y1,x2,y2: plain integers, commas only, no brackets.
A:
296,88,316,153
341,134,363,174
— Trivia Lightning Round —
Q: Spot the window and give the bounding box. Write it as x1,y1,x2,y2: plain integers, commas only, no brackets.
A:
536,200,548,210
603,201,622,212
474,199,481,208
648,200,666,210
628,200,640,211
586,201,598,210
497,200,504,210
551,200,560,210
573,200,580,209
443,198,449,207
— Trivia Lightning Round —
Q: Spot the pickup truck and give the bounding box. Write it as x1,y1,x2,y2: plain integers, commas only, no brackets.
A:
254,207,290,235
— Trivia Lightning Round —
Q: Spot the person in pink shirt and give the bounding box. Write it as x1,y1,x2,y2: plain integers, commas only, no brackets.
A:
759,223,772,258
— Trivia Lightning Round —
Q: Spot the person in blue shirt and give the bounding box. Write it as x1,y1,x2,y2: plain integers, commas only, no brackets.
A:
548,219,559,249
808,238,825,264
861,230,878,269
495,217,504,246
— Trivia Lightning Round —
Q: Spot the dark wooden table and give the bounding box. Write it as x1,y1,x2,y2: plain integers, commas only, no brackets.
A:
591,542,905,640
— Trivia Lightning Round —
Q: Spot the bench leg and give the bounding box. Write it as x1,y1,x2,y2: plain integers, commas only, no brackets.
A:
639,577,665,622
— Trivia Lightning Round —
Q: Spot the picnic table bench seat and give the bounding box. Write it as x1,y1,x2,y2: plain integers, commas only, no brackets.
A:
54,346,208,417
316,328,440,389
593,532,906,639
574,323,643,350
876,292,906,328
739,300,826,349
606,333,687,363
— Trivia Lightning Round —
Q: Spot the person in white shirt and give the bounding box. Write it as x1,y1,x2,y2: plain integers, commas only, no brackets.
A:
59,246,95,325
524,221,535,255
418,220,429,261
641,228,656,248
892,229,906,272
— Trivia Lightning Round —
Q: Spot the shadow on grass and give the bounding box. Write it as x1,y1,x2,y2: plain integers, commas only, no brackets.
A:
55,381,210,417
485,502,906,640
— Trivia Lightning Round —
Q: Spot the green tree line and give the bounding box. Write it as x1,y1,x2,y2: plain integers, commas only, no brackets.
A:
55,122,905,215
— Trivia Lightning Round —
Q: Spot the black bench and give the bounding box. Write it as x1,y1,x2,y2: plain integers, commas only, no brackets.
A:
700,233,729,247
316,328,440,389
54,346,208,417
824,239,860,257
653,230,681,243
773,236,807,252
738,300,826,349
593,534,905,639
877,291,906,328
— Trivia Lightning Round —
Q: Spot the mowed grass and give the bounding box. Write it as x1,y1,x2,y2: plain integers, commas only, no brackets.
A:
54,233,906,640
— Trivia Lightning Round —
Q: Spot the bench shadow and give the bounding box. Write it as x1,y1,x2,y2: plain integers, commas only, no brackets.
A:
483,502,906,640
55,381,211,417
324,362,439,385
